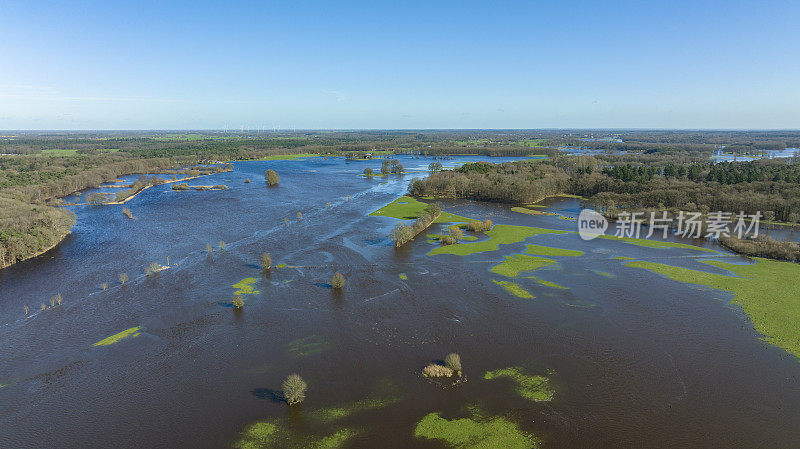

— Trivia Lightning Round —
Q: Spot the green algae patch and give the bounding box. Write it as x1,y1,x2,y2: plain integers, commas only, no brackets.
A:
287,335,330,357
525,276,568,289
490,254,556,278
399,273,408,280
370,196,470,223
626,258,800,359
93,326,141,346
524,243,583,257
511,206,556,216
414,412,539,449
233,278,260,295
492,280,534,298
484,367,555,402
613,256,634,260
592,270,615,278
276,263,288,268
429,225,570,256
598,234,715,252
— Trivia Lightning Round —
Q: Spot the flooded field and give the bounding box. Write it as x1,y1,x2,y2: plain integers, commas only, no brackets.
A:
1,155,799,448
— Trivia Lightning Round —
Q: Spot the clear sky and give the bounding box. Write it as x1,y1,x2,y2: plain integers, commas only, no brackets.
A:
1,0,798,130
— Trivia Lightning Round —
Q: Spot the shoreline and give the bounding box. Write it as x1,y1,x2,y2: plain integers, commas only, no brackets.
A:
0,230,71,270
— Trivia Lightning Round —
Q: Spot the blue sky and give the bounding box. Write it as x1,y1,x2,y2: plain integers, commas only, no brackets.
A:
1,0,798,129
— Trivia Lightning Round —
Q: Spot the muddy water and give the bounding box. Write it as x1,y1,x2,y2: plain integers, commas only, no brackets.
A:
1,155,799,448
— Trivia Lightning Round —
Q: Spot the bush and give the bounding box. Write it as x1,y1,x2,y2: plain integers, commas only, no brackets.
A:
119,273,128,285
244,178,251,183
448,225,463,240
206,243,214,254
465,219,493,233
145,262,162,275
212,185,228,190
260,252,272,270
219,240,226,251
445,353,462,374
172,183,190,191
232,294,244,309
331,272,345,289
122,207,133,219
363,167,374,176
265,169,280,186
282,374,307,405
101,282,109,291
422,363,454,378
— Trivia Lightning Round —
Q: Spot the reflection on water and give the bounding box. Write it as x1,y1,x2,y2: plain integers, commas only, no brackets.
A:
0,155,799,448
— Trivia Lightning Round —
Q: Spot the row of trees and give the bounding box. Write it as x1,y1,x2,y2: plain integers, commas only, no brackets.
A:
388,203,441,247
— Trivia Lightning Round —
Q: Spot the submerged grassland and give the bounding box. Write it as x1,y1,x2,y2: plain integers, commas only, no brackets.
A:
626,258,800,359
429,225,570,256
491,280,534,298
93,326,141,346
414,411,540,449
370,196,470,223
236,389,399,449
484,367,555,402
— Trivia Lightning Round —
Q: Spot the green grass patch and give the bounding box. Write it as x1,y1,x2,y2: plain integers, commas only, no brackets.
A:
626,258,800,359
592,270,615,277
484,367,555,402
429,225,570,256
598,234,715,252
613,256,634,260
492,280,534,298
525,276,568,289
490,254,556,277
399,273,408,280
524,244,583,257
370,196,470,223
287,335,330,357
276,263,288,268
414,412,539,449
93,326,141,346
233,278,260,295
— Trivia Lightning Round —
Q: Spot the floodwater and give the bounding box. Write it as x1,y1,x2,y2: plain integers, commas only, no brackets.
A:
1,155,799,448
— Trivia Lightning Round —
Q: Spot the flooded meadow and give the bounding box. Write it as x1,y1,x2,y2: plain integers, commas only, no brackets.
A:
1,155,799,448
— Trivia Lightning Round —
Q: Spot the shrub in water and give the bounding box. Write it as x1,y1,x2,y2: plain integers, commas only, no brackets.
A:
260,252,272,271
265,169,280,186
282,374,307,405
423,363,454,378
232,294,244,309
331,272,346,289
119,273,129,285
445,353,462,375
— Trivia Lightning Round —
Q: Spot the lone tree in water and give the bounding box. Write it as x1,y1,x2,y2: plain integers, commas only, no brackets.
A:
119,273,129,285
265,169,280,186
331,272,346,289
282,374,307,405
363,167,374,176
260,252,272,271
